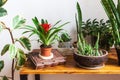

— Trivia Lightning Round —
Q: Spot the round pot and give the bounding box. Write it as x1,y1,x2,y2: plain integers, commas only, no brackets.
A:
58,41,72,48
41,47,52,57
73,50,108,69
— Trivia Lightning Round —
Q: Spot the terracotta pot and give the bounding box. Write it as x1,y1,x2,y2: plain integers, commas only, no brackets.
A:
41,47,52,57
73,49,108,69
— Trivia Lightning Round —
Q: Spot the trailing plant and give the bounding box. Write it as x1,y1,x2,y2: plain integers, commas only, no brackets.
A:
101,0,120,46
76,2,103,56
82,18,114,50
23,17,69,47
0,15,31,80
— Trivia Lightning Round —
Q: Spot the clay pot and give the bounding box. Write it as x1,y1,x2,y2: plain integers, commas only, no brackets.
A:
73,49,108,69
40,47,52,57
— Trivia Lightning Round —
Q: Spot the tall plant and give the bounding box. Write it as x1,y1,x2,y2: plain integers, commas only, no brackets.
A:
101,0,120,46
0,15,31,80
75,2,103,56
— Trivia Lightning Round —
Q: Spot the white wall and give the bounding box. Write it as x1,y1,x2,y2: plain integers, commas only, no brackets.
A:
0,0,120,80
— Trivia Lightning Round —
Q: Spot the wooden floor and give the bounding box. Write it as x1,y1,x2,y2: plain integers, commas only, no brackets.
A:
20,48,120,74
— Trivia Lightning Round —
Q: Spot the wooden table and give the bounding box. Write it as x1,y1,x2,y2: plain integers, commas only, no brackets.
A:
20,48,120,80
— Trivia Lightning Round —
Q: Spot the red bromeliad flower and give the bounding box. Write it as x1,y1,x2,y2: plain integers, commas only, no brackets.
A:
41,23,51,32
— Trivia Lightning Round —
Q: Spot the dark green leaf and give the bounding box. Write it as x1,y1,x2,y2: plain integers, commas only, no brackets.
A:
0,8,7,17
0,60,4,72
16,49,26,68
17,37,31,50
0,0,7,7
2,76,8,80
1,44,10,56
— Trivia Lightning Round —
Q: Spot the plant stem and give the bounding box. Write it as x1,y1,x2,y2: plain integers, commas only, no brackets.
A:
6,27,15,80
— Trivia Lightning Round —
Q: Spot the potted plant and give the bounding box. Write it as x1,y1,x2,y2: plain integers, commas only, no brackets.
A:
23,17,69,59
58,32,72,48
82,19,114,51
0,15,31,80
101,0,120,65
73,2,108,69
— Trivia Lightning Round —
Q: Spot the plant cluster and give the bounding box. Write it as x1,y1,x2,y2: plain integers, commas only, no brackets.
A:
23,17,69,47
101,0,120,46
76,2,103,56
82,19,114,50
58,32,71,42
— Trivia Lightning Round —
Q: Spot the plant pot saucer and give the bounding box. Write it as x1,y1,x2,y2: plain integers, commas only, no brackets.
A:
39,52,54,59
76,62,104,70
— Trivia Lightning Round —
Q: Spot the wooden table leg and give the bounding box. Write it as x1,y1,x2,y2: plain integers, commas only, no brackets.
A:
35,74,40,80
20,74,28,80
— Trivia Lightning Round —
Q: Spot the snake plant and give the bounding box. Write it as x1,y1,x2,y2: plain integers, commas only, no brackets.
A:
101,0,120,46
76,2,103,56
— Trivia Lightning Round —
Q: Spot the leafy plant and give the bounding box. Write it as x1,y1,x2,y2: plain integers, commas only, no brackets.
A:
0,15,31,80
82,19,114,50
101,0,120,46
76,2,103,56
58,32,71,42
0,0,7,17
23,17,69,47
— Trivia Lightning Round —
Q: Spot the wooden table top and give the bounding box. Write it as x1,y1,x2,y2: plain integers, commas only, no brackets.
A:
20,48,120,74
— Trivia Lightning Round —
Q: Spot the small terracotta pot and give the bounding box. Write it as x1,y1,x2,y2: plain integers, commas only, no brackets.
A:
41,47,52,57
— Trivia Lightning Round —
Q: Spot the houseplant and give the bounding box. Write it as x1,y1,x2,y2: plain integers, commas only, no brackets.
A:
0,15,31,80
101,0,120,65
58,32,72,48
23,17,69,59
73,2,108,69
82,19,114,51
0,0,8,71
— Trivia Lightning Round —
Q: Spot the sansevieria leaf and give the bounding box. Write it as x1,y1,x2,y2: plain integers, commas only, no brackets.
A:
2,76,8,80
0,8,7,17
12,15,26,29
0,60,4,72
9,44,18,59
1,44,10,56
17,37,31,50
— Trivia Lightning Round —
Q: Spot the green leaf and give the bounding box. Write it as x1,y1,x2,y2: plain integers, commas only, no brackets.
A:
9,44,18,59
12,15,26,29
0,24,3,32
2,76,9,80
0,60,4,72
77,2,82,33
1,44,10,56
17,37,31,50
0,0,7,7
0,8,7,17
16,49,26,68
